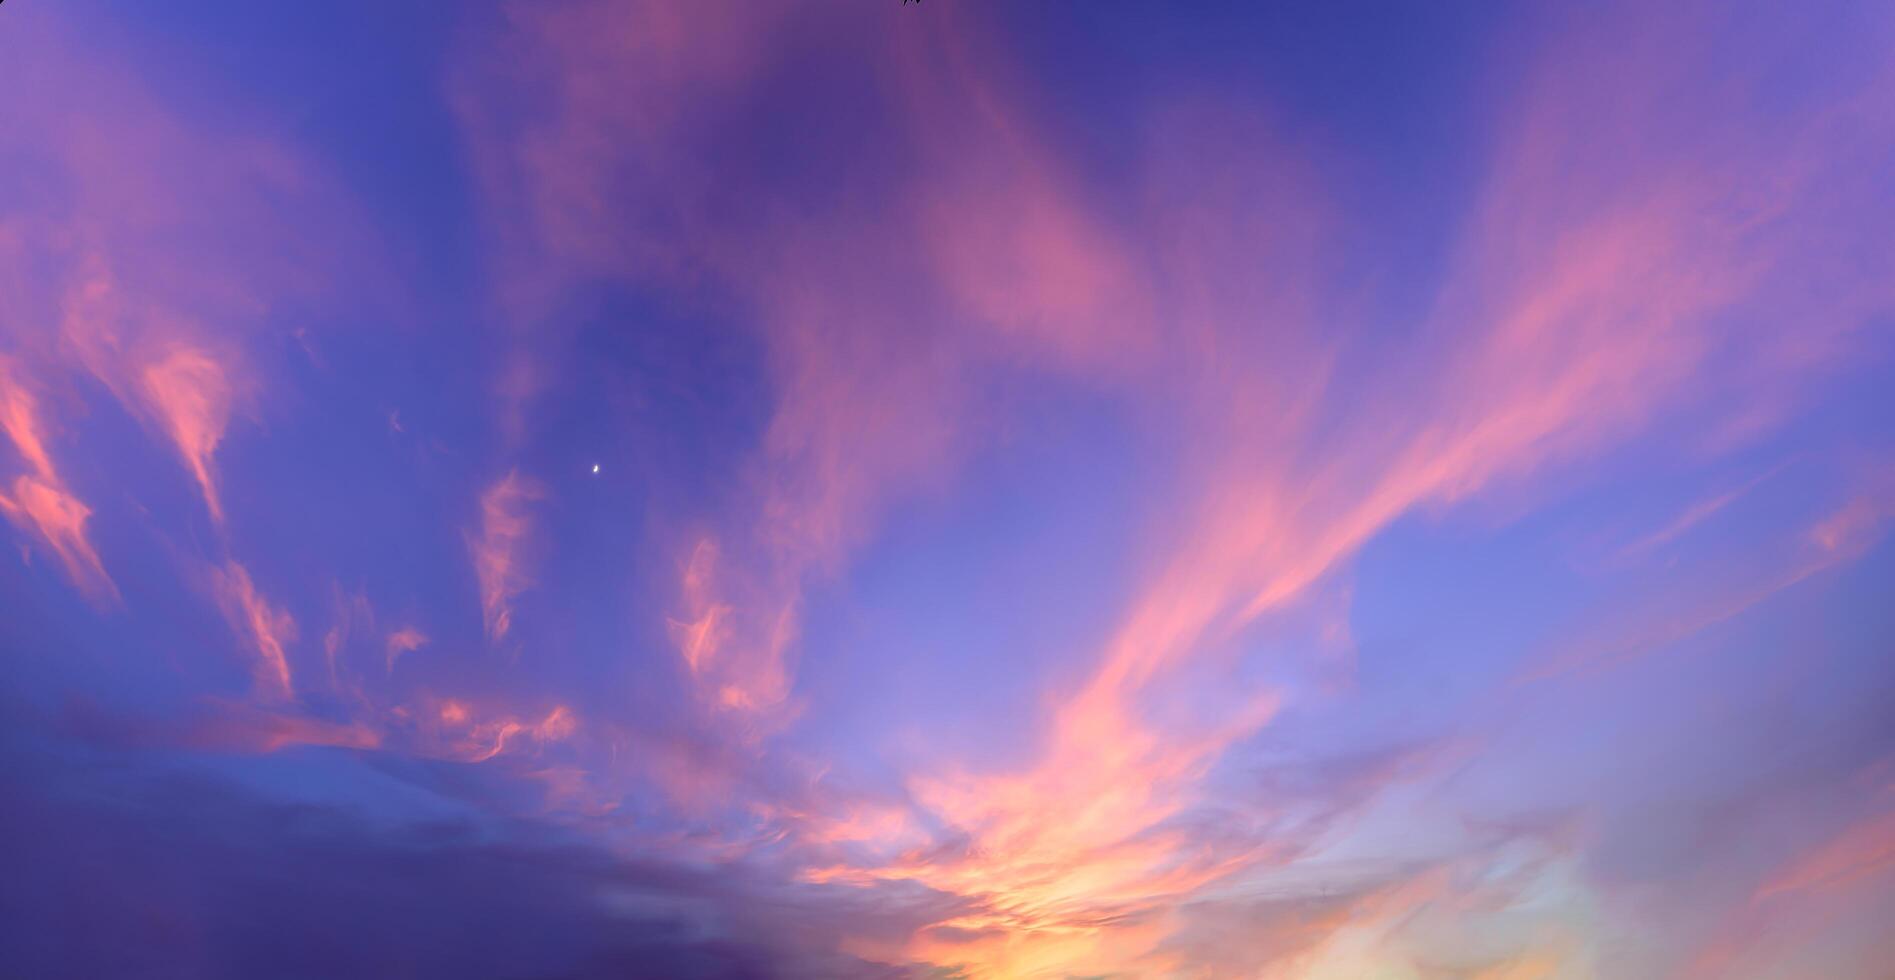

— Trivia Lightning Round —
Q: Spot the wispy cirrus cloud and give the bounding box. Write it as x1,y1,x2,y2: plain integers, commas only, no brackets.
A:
2,0,1892,976
0,5,373,709
467,470,541,642
1754,807,1895,905
209,560,297,700
139,347,237,527
384,626,429,672
436,0,1895,972
0,360,116,603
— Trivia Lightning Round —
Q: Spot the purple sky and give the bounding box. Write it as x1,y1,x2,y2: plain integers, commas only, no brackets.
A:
3,1,1894,977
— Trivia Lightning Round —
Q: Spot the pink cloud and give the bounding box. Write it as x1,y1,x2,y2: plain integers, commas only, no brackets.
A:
0,4,379,542
417,699,579,765
183,702,383,755
867,4,1894,966
1520,472,1895,685
140,347,236,526
0,474,115,602
1755,809,1895,905
384,626,429,672
467,471,542,641
439,1,1895,971
0,360,117,603
209,559,296,700
1616,464,1788,561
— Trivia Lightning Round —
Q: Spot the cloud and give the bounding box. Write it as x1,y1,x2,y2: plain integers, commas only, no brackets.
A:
0,734,946,980
1518,468,1895,685
0,1,1886,976
385,626,429,673
1754,808,1895,905
0,2,379,540
467,471,542,641
436,0,1895,970
209,560,297,701
832,0,1895,968
0,359,117,603
453,0,1179,726
139,347,236,526
185,703,383,755
421,699,578,765
1614,465,1787,562
0,0,384,687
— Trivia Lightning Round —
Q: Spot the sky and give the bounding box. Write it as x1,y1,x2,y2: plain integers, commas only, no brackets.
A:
1,1,1893,977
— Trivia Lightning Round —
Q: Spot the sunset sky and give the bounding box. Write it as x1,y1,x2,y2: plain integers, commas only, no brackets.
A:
3,1,1894,977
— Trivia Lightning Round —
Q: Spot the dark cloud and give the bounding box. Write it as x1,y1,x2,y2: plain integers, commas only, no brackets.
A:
0,731,951,980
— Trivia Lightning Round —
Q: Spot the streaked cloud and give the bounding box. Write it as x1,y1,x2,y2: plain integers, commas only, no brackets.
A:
139,347,236,526
467,470,541,641
209,559,297,700
2,0,1891,976
384,626,429,672
0,359,117,602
